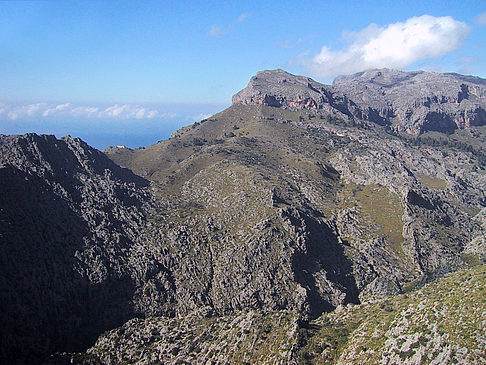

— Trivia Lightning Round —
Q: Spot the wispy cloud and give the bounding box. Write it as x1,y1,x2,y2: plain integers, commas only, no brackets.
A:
1,102,162,120
0,102,227,149
99,104,160,119
42,102,72,117
8,103,48,120
0,103,8,117
207,13,249,37
275,38,303,49
304,15,470,79
207,25,225,37
475,11,486,25
237,13,249,23
192,112,212,122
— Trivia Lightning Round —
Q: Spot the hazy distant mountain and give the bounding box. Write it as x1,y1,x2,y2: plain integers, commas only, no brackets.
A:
1,69,485,364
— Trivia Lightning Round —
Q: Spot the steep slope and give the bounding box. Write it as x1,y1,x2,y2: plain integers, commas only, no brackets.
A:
0,134,176,364
108,105,364,317
299,264,486,364
107,89,485,318
53,264,486,364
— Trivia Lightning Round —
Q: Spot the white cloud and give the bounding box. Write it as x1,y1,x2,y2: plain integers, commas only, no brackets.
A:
134,108,159,119
237,13,249,23
42,102,72,117
0,103,8,117
71,106,99,117
207,13,248,37
1,102,160,120
102,104,130,118
475,11,486,25
192,112,212,122
207,24,226,37
100,104,159,119
7,103,48,120
306,15,470,79
276,38,303,49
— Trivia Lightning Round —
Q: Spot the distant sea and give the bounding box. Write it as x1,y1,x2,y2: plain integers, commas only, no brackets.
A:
0,103,228,150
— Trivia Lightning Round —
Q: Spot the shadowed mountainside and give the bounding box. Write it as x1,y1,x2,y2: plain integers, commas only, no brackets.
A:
0,134,176,363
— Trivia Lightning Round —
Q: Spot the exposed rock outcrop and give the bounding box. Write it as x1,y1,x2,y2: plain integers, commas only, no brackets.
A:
333,69,486,134
232,69,359,121
233,69,486,135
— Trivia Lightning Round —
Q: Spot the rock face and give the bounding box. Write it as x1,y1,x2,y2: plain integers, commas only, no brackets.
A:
1,68,486,364
334,69,486,134
0,134,175,364
233,69,486,135
232,69,356,120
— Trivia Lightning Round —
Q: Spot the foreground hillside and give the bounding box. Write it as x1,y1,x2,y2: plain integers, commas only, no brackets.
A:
1,69,486,363
54,264,486,364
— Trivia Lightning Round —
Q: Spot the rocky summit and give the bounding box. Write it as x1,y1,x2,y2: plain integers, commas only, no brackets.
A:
333,69,486,134
1,69,486,364
234,68,486,134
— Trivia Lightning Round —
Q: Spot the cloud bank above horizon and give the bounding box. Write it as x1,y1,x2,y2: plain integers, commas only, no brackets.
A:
1,102,167,121
306,15,470,79
0,101,226,149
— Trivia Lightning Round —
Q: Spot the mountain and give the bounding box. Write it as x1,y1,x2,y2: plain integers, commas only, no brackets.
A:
233,68,486,134
0,134,176,363
1,69,485,364
333,69,486,134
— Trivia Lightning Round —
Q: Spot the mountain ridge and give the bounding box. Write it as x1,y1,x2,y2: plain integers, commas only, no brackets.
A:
233,68,486,134
0,133,177,363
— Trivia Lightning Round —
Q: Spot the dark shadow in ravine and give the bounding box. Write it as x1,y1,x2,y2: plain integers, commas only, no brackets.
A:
289,207,359,319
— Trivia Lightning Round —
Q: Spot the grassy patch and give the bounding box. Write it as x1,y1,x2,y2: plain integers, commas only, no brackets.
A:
339,183,405,255
461,253,483,267
416,173,447,190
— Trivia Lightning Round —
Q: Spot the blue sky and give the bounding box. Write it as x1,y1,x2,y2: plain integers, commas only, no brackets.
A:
1,0,485,148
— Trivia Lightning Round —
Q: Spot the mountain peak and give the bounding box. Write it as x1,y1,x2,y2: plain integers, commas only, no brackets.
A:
232,69,329,107
231,69,354,119
333,68,424,86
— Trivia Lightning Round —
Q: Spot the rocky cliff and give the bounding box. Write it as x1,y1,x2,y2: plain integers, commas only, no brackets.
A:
232,69,356,120
233,69,486,135
334,69,486,134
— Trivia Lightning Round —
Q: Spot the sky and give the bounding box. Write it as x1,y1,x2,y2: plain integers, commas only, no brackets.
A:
1,0,485,149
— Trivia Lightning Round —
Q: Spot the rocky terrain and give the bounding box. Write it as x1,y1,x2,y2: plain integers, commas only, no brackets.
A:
0,134,176,363
1,69,485,364
334,69,486,134
234,68,486,134
51,263,486,364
